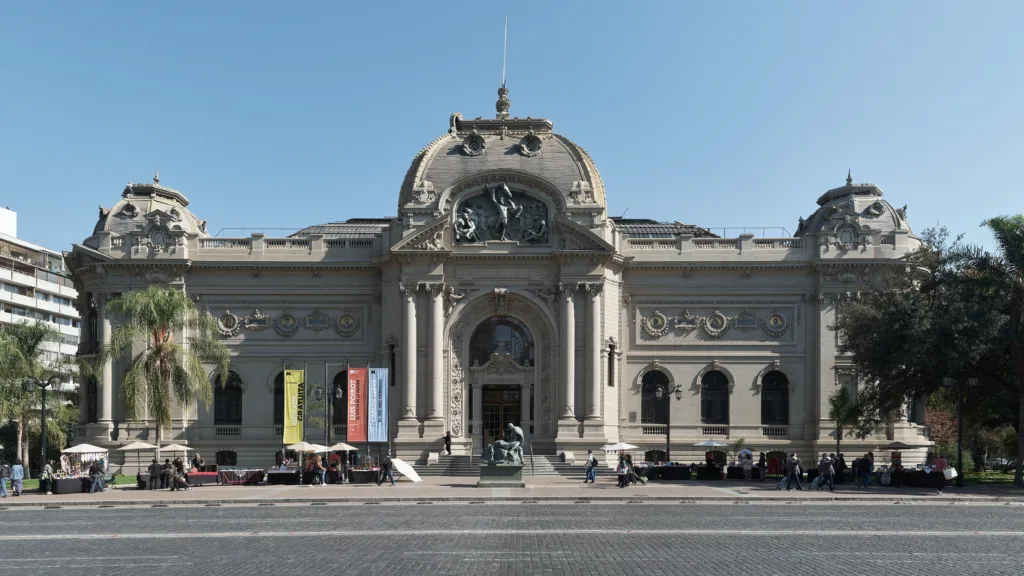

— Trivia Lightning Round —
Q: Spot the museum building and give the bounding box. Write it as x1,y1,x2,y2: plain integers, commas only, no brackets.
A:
65,89,931,471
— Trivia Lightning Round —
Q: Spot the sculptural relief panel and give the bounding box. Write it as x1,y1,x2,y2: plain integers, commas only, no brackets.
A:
634,303,797,345
453,183,549,244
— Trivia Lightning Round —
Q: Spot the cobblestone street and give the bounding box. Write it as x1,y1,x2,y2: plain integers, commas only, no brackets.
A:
1,503,1022,575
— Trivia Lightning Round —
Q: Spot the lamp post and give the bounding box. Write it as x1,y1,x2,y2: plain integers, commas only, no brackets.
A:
943,375,969,489
654,384,684,463
24,376,62,475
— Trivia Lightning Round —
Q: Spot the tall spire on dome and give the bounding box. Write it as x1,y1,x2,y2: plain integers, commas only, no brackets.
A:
154,170,160,185
846,169,852,186
496,15,511,119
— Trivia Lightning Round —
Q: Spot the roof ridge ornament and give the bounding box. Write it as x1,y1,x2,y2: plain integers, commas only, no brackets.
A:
154,170,160,185
846,169,852,187
496,15,511,119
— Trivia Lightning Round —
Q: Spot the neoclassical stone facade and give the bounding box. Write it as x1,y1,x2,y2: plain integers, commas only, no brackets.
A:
66,94,930,470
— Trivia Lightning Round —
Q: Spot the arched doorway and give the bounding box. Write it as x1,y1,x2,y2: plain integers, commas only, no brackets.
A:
469,318,533,449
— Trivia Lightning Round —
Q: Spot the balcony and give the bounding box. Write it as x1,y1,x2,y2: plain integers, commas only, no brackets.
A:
215,426,241,437
762,426,789,438
641,424,667,435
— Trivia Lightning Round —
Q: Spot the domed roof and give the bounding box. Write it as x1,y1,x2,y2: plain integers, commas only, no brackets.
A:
398,91,606,213
91,174,209,240
795,172,913,239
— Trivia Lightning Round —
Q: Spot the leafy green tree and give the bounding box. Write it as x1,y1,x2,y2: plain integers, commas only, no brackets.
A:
0,321,76,475
948,215,1024,486
98,285,230,460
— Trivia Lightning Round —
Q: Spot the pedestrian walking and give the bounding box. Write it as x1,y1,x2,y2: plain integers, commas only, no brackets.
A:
757,452,767,482
616,454,629,488
0,461,10,498
817,453,835,492
584,449,598,484
314,454,327,486
835,453,847,484
444,431,452,456
785,453,802,491
11,459,25,496
860,453,874,488
377,454,395,486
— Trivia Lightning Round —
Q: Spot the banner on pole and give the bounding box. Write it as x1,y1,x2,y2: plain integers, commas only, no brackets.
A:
347,368,368,442
283,370,305,444
367,368,389,443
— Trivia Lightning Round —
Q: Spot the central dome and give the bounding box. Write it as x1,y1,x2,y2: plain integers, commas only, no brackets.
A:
398,96,606,214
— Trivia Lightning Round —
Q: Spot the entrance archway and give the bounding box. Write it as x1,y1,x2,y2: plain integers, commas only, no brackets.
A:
447,289,557,450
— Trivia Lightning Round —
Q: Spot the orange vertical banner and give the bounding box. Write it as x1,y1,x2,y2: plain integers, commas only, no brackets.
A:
347,368,368,442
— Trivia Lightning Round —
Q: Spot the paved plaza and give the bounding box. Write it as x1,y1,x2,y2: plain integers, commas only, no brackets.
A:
1,501,1023,575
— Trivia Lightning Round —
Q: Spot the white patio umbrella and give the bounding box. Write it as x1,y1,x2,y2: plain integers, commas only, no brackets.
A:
117,441,157,473
286,442,328,453
63,443,109,454
327,442,359,452
601,442,639,452
693,439,729,448
391,458,422,483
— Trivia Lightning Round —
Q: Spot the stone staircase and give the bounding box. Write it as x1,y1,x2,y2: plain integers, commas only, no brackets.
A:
413,454,579,478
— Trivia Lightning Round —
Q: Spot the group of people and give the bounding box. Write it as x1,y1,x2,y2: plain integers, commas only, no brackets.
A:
614,451,647,488
0,459,25,497
146,456,191,491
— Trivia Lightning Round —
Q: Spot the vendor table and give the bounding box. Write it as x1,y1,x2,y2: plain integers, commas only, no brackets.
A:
695,466,721,480
347,469,379,484
267,469,300,485
188,471,219,486
219,469,265,486
726,466,757,480
52,477,89,494
659,466,691,481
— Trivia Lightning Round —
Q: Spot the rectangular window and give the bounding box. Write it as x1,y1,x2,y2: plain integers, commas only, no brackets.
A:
36,292,49,301
607,344,616,387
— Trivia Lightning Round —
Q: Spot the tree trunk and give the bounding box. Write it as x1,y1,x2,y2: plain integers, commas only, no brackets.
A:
836,426,841,457
155,422,162,465
15,418,23,467
21,421,30,479
1017,384,1024,487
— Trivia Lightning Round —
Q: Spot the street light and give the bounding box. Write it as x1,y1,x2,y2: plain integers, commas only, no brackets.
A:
654,383,684,463
24,375,62,476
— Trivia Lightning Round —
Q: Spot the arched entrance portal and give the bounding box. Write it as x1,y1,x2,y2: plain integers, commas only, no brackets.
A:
447,289,557,453
469,318,534,449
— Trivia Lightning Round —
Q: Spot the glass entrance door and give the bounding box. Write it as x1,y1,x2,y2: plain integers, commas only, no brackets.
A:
481,385,521,449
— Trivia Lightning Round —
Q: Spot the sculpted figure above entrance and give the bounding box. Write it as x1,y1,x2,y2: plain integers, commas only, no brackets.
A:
454,182,549,244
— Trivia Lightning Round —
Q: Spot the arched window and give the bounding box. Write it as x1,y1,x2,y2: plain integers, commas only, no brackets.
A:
469,317,534,367
214,371,243,426
273,373,284,426
700,371,729,425
640,370,669,425
85,378,98,424
332,371,348,425
760,371,789,426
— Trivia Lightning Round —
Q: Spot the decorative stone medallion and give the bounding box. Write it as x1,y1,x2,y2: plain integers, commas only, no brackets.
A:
218,310,240,337
672,310,699,331
461,131,486,156
275,311,299,337
335,310,359,337
243,309,271,331
701,310,729,338
764,311,789,338
835,223,859,251
641,310,670,338
518,132,542,157
304,309,331,331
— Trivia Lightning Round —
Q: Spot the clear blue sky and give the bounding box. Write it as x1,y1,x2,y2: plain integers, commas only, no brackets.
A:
2,1,1019,252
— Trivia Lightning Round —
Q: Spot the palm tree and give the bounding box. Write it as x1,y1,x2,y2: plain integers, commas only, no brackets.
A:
828,386,863,457
950,215,1024,486
0,321,74,475
99,285,230,460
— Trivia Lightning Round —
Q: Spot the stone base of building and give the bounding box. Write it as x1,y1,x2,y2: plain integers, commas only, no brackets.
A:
477,463,526,488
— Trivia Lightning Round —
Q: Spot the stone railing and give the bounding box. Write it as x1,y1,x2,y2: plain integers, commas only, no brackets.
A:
753,239,802,250
701,425,729,437
761,426,789,438
200,238,251,249
641,424,667,436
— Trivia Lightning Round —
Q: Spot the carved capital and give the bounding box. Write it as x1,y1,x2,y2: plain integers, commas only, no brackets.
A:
399,282,418,302
559,283,575,300
424,282,446,299
580,282,603,299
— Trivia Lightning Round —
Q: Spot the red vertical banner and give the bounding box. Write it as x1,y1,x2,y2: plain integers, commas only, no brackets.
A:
347,368,368,442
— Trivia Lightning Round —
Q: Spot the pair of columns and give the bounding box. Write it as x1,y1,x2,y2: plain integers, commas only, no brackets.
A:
399,282,445,422
560,282,603,421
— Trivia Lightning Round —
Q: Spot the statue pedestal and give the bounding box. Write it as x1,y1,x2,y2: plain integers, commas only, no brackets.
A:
477,463,526,488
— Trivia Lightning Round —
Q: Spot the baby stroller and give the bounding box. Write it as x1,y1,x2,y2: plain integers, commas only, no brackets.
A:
628,468,647,486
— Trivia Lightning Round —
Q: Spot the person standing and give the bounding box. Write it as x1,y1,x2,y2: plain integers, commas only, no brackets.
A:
0,461,10,498
11,459,25,496
88,460,104,493
860,453,874,489
741,453,753,481
817,453,835,492
835,453,847,484
616,454,629,488
161,459,172,489
40,461,54,495
314,455,327,486
147,459,161,490
932,453,949,495
584,450,598,484
444,431,452,456
377,454,395,486
757,452,767,482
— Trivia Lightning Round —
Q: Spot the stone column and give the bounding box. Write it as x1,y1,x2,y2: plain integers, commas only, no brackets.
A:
584,283,602,420
521,382,532,436
400,283,418,421
427,283,445,422
559,283,575,419
472,382,483,451
98,295,113,424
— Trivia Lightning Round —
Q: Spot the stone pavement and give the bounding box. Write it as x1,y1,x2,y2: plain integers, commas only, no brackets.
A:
2,475,1021,507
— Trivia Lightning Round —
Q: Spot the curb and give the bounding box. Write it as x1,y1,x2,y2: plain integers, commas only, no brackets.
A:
2,495,1023,508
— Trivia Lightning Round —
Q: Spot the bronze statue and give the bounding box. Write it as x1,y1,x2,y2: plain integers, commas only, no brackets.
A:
482,422,525,465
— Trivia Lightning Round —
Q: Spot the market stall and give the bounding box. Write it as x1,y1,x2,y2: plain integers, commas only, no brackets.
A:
220,469,265,486
347,468,379,484
53,444,110,493
187,471,219,486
